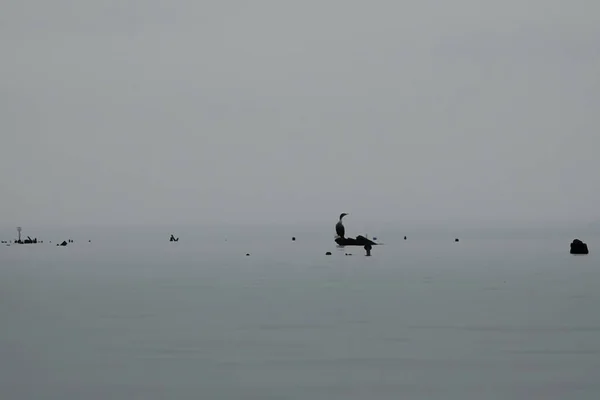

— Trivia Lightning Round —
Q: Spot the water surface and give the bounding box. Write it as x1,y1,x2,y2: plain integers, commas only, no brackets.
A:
1,227,598,399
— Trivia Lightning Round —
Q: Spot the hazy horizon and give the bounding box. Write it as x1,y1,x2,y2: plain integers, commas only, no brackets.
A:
2,0,599,227
3,218,600,240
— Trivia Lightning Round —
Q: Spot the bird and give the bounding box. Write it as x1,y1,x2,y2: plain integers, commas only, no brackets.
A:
336,213,348,238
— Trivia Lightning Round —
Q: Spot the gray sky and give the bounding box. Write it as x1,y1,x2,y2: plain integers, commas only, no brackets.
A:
1,0,599,227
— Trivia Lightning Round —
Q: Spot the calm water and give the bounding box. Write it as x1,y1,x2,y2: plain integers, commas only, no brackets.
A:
1,227,599,399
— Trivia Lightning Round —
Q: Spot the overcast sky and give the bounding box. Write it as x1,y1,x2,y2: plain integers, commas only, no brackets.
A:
1,0,599,227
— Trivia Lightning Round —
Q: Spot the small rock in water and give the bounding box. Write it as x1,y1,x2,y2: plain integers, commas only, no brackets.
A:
455,238,459,242
246,253,250,256
325,252,332,255
570,239,589,255
292,237,296,241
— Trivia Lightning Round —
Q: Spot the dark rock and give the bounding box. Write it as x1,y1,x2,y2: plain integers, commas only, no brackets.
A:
570,239,589,255
292,237,296,241
404,236,407,240
58,241,68,246
325,252,332,255
455,238,459,242
246,253,250,256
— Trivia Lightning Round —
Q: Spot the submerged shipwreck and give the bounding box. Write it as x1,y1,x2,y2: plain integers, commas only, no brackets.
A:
12,228,41,244
335,235,378,247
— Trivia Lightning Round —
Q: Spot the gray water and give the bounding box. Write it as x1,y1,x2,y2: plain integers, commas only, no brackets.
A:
1,227,599,399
